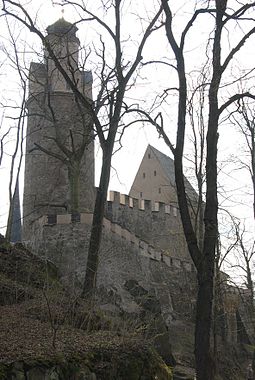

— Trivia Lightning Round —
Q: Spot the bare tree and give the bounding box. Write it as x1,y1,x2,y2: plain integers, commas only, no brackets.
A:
155,1,255,379
0,18,26,242
231,99,255,220
231,220,254,307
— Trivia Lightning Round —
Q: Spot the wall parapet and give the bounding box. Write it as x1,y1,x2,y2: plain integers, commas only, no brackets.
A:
38,212,194,273
107,190,179,215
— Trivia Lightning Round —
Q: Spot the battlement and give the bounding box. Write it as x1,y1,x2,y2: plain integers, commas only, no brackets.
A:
107,190,179,216
104,190,190,262
38,212,194,273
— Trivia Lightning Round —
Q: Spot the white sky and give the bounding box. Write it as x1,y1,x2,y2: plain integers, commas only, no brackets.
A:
0,0,254,282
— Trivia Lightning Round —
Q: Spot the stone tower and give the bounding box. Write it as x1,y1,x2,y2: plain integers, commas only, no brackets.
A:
23,18,95,241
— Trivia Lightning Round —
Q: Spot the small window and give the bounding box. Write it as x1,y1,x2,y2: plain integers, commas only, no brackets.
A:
148,153,151,159
140,192,143,198
154,170,157,176
143,172,146,178
158,187,161,194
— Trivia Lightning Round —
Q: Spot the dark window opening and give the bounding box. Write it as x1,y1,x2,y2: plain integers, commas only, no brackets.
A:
154,170,157,176
143,172,146,178
158,187,161,194
140,192,143,198
148,153,151,159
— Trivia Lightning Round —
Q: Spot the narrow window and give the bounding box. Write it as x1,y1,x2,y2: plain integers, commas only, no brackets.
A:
154,170,157,176
140,192,143,198
143,172,146,178
148,153,151,159
158,187,161,194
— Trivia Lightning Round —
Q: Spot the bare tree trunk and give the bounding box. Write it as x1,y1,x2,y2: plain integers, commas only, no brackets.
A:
68,162,80,214
82,148,112,298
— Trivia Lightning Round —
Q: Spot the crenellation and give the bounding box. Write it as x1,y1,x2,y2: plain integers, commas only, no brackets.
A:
121,228,131,241
119,193,126,205
57,214,71,224
165,204,170,214
148,245,155,256
80,213,93,224
104,189,190,263
129,197,134,208
152,202,159,212
31,211,194,279
139,199,145,210
131,234,139,246
107,190,181,215
139,240,148,251
110,191,120,204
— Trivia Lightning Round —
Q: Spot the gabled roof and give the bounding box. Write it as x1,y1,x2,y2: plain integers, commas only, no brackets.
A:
149,145,175,186
149,145,198,204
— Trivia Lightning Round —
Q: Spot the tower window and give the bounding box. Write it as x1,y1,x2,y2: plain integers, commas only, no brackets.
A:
143,172,146,178
148,153,151,159
154,170,157,176
158,187,161,194
140,192,143,198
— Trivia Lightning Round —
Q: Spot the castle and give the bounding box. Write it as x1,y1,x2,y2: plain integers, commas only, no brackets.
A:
23,17,194,273
20,17,254,360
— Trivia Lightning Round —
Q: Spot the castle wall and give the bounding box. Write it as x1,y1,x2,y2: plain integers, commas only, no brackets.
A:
105,191,190,262
27,210,251,347
29,213,197,321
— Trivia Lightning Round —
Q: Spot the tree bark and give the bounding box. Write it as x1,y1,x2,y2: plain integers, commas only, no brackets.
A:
82,146,112,298
68,161,80,214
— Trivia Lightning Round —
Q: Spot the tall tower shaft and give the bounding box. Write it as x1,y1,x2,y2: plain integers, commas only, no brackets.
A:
23,18,95,241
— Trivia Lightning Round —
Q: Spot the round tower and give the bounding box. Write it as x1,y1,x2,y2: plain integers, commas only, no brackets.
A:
23,18,95,241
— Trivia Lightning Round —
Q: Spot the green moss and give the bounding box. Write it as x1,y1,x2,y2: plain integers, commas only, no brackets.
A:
0,241,11,252
0,350,172,380
0,364,8,380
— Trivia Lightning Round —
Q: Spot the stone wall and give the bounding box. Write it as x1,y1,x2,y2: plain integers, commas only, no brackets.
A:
105,191,190,262
28,212,196,321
